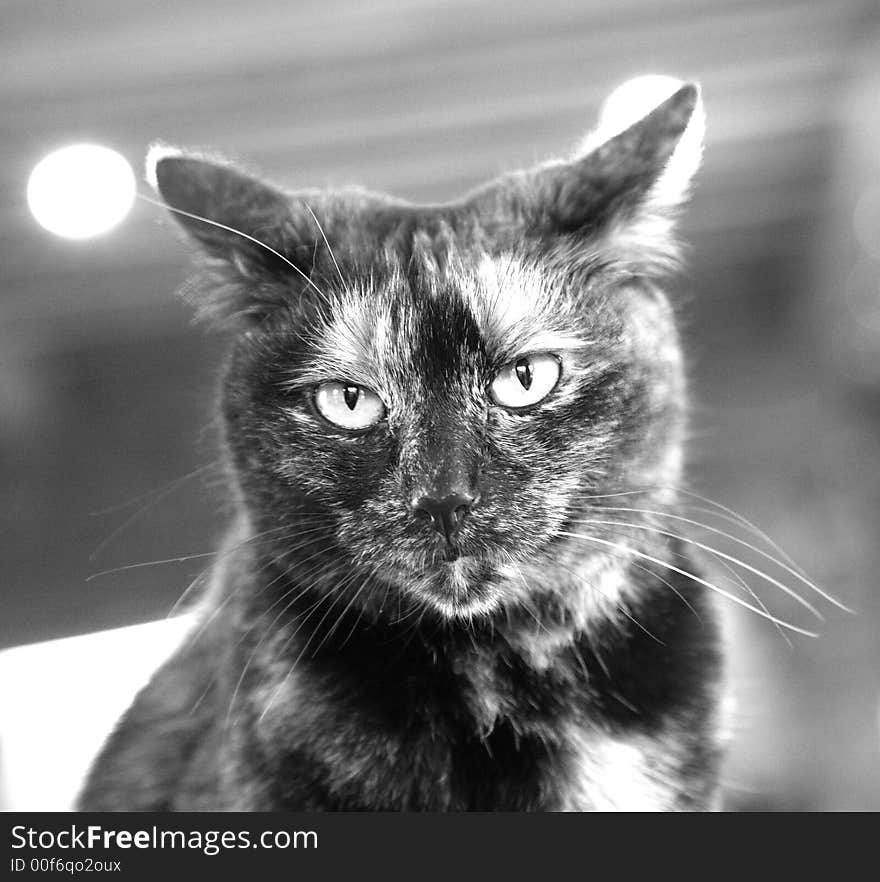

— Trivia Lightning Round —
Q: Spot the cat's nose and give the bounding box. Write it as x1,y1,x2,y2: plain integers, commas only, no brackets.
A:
411,492,477,545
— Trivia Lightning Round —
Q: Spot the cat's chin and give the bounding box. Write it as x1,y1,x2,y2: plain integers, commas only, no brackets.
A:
413,555,504,620
372,548,509,619
429,593,500,620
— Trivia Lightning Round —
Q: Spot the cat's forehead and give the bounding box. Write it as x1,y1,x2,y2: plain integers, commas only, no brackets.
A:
305,246,580,386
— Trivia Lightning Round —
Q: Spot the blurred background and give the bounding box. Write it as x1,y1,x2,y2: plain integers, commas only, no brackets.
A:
1,0,879,810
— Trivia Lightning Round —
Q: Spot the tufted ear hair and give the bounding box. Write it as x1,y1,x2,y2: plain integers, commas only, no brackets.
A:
469,77,705,275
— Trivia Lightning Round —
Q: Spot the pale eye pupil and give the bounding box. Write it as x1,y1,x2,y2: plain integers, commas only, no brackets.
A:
343,385,360,410
515,359,533,390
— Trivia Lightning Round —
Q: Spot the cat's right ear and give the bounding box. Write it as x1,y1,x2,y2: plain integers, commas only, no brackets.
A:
146,146,315,321
470,78,704,276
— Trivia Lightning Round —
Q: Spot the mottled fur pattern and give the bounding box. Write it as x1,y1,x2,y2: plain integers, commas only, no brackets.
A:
79,81,724,811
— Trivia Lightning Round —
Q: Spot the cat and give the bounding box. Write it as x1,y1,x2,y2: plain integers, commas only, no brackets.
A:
78,79,727,811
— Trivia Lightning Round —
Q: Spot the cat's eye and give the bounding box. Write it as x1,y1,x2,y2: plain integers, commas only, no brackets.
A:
490,354,561,409
314,382,386,430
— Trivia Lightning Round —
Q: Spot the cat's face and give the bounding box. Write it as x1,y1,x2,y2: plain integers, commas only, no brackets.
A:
149,78,703,620
225,244,673,617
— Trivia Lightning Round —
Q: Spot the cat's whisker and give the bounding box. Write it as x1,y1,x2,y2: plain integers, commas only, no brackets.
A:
627,558,702,622
630,518,791,647
235,523,350,616
571,485,853,614
576,485,802,565
173,549,292,657
86,551,220,581
243,539,351,634
390,584,431,629
258,562,371,723
572,517,822,620
162,527,315,620
251,590,340,728
552,557,666,645
256,594,345,726
89,458,223,518
657,500,815,584
558,530,819,638
309,562,382,658
579,503,845,613
672,486,818,580
573,484,840,603
89,460,222,560
303,202,347,291
177,574,244,652
186,678,215,717
224,560,338,736
172,521,339,637
618,606,665,645
87,520,323,583
91,522,337,646
338,574,384,647
165,520,340,617
395,598,434,650
520,596,550,637
241,589,340,722
707,542,792,650
677,500,809,577
506,557,554,638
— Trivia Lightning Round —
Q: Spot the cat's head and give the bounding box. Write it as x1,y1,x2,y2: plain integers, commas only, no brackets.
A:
149,78,703,621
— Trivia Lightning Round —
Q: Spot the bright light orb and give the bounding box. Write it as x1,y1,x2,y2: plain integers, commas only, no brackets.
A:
27,144,136,239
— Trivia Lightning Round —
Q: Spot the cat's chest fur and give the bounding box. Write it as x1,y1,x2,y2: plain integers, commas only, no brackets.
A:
215,552,719,812
233,652,695,812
